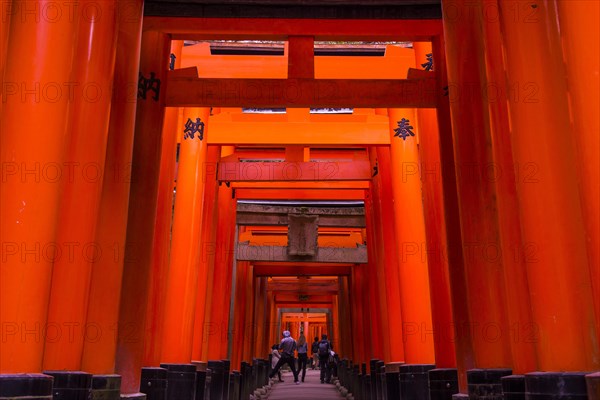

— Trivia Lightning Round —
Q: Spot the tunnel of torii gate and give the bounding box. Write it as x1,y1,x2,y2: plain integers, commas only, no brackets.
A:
1,1,599,400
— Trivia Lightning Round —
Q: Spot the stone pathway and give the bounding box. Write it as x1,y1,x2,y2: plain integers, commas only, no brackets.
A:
266,369,346,400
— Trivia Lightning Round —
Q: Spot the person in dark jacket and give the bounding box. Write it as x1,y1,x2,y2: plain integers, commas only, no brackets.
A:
268,330,300,384
317,334,333,383
311,336,320,369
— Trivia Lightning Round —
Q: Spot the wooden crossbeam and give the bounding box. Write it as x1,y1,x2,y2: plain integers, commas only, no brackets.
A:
166,69,437,108
238,203,364,215
179,42,418,80
143,17,443,41
269,282,339,294
275,294,333,302
219,161,371,181
208,121,390,145
236,203,366,227
253,264,352,276
276,303,333,308
235,189,365,201
221,148,369,162
281,317,328,323
237,242,367,263
232,181,370,190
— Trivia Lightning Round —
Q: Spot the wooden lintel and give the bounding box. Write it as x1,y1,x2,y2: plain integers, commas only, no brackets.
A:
235,189,365,201
220,148,369,163
238,203,364,216
281,317,328,323
236,203,366,227
218,161,371,181
253,264,353,276
166,71,437,108
237,243,367,263
208,115,389,145
275,294,332,302
269,284,339,294
275,303,333,308
232,181,370,190
143,17,443,42
237,213,365,227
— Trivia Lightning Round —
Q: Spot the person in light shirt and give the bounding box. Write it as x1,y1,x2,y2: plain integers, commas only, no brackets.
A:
268,330,301,385
270,344,284,382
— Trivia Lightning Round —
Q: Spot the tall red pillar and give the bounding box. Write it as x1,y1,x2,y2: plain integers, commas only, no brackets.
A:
204,179,236,360
241,264,256,363
191,146,221,361
441,0,514,373
370,144,406,363
143,40,184,367
477,2,538,373
431,31,474,391
364,187,385,362
412,43,457,368
230,260,250,368
161,107,211,363
81,0,144,373
499,0,599,370
386,108,435,364
557,0,600,343
1,0,79,372
115,29,171,393
43,0,118,370
251,277,268,359
338,276,353,359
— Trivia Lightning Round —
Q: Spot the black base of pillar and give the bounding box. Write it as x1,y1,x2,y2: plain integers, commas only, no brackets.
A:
587,372,600,400
429,368,459,400
375,360,385,400
239,362,250,400
43,370,92,400
363,374,371,400
208,361,224,400
385,371,400,400
400,364,435,400
159,364,197,400
525,372,588,400
230,371,240,400
0,373,54,399
140,367,167,400
221,360,230,400
194,371,207,400
369,360,379,400
467,368,512,400
92,374,121,400
501,375,525,400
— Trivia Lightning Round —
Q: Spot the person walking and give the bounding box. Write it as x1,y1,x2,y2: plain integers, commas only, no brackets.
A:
330,350,339,378
270,344,284,382
317,334,333,384
311,336,320,369
296,334,309,382
268,330,300,385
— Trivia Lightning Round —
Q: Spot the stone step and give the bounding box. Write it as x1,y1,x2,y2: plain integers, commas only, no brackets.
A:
266,370,346,400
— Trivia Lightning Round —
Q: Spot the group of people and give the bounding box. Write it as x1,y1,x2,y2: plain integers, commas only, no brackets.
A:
269,331,338,385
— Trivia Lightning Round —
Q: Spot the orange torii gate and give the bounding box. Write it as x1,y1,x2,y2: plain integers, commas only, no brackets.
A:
3,4,597,399
117,13,599,394
110,17,455,393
